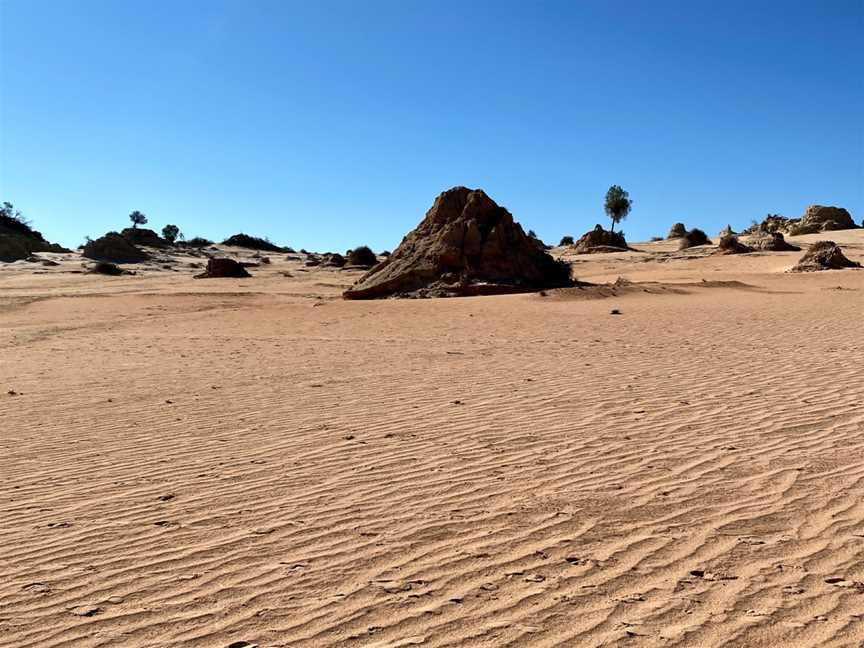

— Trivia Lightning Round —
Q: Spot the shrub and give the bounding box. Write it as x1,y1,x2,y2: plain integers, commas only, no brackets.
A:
678,228,711,249
347,245,378,267
162,224,181,243
559,235,574,246
222,233,283,252
180,237,213,248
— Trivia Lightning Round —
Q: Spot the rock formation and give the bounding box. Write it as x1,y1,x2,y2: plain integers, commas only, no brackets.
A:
790,241,861,272
748,231,800,252
0,215,69,261
83,233,150,263
748,206,857,236
572,225,630,254
716,234,753,255
194,257,252,278
121,227,170,248
343,187,573,299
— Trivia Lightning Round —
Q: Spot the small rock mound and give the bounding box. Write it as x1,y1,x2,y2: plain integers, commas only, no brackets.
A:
678,228,712,250
343,186,573,299
194,258,252,278
716,234,752,255
790,241,861,272
121,227,170,248
83,233,150,263
572,225,629,254
749,231,800,252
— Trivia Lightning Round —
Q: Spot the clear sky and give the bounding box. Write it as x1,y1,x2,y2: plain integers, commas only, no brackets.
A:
1,0,862,250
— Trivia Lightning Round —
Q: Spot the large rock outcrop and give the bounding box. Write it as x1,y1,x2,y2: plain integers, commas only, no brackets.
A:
83,233,150,263
571,225,630,254
0,214,69,261
790,241,861,272
343,187,573,299
790,205,857,234
748,206,857,236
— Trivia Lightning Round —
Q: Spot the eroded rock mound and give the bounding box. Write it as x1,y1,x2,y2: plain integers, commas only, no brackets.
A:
83,233,150,263
716,234,752,255
0,216,69,262
121,227,170,248
667,222,687,239
194,257,252,278
789,205,857,235
343,187,573,299
749,231,800,252
790,241,861,272
572,225,629,254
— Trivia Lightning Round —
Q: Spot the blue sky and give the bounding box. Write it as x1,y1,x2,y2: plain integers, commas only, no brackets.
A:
1,0,862,250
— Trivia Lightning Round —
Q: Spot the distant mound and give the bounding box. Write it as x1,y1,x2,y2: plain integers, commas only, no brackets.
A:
343,186,573,299
572,225,630,254
0,212,69,261
749,231,800,252
790,241,861,272
716,234,752,255
222,234,283,252
121,227,170,248
667,222,687,239
678,228,712,250
194,257,252,278
82,233,149,263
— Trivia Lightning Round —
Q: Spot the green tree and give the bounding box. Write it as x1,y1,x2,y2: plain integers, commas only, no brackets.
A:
559,235,574,246
604,185,632,234
129,211,148,228
162,224,181,243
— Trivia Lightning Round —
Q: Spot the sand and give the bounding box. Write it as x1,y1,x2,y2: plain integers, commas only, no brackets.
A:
1,232,863,647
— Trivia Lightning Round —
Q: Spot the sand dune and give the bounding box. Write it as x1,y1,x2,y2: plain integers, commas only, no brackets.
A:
1,234,862,647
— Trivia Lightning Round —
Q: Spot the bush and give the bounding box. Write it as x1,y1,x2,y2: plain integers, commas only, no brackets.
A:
678,228,711,249
83,233,150,263
89,261,124,275
559,235,574,246
347,245,378,267
222,233,283,252
179,237,213,248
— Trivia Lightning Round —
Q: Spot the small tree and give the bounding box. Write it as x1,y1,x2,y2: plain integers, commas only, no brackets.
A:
559,235,574,246
162,224,181,243
129,211,148,228
604,185,632,234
